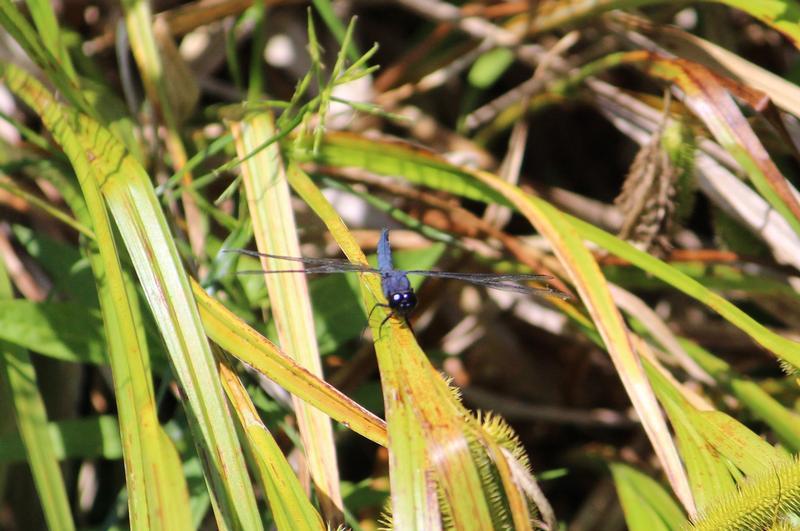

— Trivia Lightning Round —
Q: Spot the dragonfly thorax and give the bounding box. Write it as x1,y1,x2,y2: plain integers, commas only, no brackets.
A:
388,290,417,315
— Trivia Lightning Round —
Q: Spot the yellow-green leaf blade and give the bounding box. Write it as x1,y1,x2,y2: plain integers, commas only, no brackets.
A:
219,357,325,531
193,278,388,447
0,62,190,530
0,261,74,531
611,462,686,531
94,128,262,530
231,113,344,523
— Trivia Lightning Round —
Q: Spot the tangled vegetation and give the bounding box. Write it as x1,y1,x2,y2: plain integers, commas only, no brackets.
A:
1,1,800,530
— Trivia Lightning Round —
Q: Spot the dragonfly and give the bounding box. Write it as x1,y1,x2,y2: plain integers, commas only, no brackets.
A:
229,229,565,327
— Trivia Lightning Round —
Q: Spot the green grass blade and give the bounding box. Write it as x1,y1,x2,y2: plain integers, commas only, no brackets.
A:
717,0,800,46
311,0,360,62
611,463,685,531
230,112,344,524
0,261,74,531
1,63,199,531
91,110,262,530
193,278,388,447
470,168,695,514
643,353,790,513
0,416,123,462
219,356,325,530
642,355,737,511
0,0,89,114
119,0,204,255
23,0,76,79
682,339,800,452
564,212,800,369
0,300,105,364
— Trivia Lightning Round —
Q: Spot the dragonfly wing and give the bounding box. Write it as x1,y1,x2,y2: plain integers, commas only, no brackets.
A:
404,269,563,297
404,270,551,282
226,249,381,274
406,271,551,280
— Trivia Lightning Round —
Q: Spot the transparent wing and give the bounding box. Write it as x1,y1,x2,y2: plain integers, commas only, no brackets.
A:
404,269,566,298
226,248,381,275
226,248,568,299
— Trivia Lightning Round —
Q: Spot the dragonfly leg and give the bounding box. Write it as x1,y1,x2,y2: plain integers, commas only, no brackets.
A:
367,302,392,323
377,311,411,340
363,302,392,341
367,303,414,340
379,312,393,329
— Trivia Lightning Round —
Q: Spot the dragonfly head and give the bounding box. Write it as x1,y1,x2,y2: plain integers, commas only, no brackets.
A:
388,290,417,316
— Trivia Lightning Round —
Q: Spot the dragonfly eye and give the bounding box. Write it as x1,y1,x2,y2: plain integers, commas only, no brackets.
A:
390,291,417,314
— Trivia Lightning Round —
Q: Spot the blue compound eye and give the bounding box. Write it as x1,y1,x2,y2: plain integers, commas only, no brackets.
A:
388,291,417,314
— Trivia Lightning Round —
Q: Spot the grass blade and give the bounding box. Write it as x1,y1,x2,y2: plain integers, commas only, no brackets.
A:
193,278,388,446
230,112,344,524
218,354,326,530
0,260,74,531
1,63,254,530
